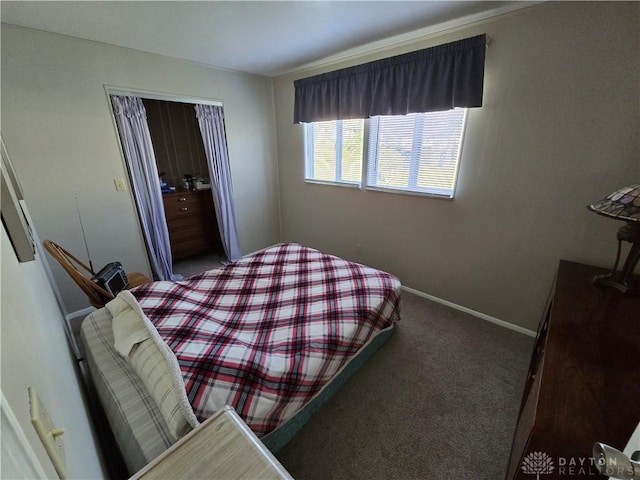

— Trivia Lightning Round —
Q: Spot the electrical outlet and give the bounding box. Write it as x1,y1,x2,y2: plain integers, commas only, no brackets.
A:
114,178,126,191
28,387,66,479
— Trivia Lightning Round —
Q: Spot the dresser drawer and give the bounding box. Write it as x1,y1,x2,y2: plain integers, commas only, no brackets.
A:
162,190,219,260
163,192,208,221
166,212,209,231
162,192,203,206
171,237,212,260
168,221,212,243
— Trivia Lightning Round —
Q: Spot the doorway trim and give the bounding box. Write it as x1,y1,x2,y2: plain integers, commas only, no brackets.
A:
103,85,230,279
105,85,223,107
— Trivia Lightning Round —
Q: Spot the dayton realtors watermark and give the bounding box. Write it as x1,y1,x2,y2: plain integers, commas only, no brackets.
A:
521,451,635,478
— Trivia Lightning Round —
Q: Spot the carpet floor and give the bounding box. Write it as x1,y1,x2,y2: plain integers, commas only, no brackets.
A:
276,291,534,480
172,251,227,278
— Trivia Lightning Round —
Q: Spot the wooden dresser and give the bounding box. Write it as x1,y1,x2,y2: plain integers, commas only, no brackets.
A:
506,260,640,479
162,190,222,260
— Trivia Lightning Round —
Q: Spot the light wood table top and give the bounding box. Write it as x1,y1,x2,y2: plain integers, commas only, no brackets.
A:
131,406,293,480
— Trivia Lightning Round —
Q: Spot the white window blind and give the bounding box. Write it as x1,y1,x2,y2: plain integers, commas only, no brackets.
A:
304,119,364,185
367,109,467,198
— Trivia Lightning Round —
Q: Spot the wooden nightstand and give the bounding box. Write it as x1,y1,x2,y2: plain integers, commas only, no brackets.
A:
130,406,293,479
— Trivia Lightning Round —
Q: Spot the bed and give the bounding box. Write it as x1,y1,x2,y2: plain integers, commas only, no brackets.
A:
80,243,401,473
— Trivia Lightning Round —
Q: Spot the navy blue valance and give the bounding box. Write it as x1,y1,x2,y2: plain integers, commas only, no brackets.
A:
294,34,486,124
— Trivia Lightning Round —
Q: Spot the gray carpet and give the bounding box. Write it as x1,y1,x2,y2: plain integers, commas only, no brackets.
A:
172,251,227,278
276,291,534,480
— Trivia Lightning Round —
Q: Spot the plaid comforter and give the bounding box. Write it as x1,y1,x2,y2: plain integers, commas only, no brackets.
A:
130,243,401,436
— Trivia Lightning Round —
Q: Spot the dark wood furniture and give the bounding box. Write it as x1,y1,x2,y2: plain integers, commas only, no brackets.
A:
162,190,222,261
506,260,640,479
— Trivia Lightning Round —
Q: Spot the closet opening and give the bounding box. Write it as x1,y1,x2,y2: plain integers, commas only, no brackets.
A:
110,90,241,281
142,98,226,277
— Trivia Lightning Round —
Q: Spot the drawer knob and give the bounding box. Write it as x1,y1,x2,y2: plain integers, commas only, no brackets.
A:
178,197,187,202
180,207,188,212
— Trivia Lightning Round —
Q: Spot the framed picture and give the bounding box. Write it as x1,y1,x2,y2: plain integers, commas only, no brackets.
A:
1,136,35,262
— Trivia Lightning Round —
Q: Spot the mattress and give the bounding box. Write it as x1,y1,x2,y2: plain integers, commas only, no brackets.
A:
122,243,401,438
81,244,401,473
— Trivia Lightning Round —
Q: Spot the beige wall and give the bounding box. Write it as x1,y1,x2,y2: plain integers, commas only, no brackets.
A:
273,2,639,331
1,25,281,313
1,225,105,478
3,3,638,330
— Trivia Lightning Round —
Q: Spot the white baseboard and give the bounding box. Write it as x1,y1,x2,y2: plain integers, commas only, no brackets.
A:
401,286,537,337
65,306,97,360
64,286,536,337
65,306,96,323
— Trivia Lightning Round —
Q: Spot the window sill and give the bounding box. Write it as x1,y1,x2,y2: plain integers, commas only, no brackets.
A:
304,179,362,190
365,186,454,200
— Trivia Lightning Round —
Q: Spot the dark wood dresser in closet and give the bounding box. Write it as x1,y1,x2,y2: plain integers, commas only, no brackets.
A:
506,260,639,479
162,190,222,260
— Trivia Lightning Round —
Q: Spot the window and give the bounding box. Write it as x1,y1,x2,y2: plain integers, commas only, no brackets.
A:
304,109,467,198
367,109,467,198
304,119,364,185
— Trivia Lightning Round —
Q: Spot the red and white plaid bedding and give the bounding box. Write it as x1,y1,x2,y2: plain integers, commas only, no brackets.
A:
130,243,401,436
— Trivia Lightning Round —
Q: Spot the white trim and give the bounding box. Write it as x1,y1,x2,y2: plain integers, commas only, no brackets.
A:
103,87,155,281
304,179,361,189
0,391,50,479
65,307,97,360
105,85,223,106
65,306,96,323
279,2,543,77
64,263,537,337
365,186,453,200
401,285,536,337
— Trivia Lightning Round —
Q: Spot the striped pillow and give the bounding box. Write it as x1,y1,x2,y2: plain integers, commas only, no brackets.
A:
128,338,192,441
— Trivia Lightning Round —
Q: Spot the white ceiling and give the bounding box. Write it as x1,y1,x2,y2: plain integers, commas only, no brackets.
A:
1,1,532,77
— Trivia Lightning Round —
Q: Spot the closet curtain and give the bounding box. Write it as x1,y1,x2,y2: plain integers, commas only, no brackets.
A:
111,95,180,281
294,34,486,123
194,104,241,262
